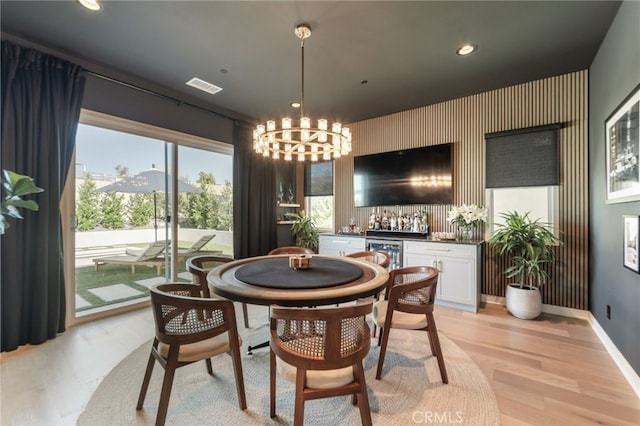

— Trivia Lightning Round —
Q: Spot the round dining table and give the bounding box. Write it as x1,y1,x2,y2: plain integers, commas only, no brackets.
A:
207,254,389,307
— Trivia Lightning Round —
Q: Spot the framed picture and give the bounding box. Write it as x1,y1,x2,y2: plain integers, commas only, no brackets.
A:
605,83,640,203
623,215,639,273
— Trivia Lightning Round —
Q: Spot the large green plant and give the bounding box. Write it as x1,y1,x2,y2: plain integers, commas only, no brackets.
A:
76,174,101,231
100,192,125,229
489,211,561,289
289,210,319,251
1,169,44,235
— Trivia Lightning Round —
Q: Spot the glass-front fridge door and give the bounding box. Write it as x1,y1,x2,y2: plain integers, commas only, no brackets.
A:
366,239,402,270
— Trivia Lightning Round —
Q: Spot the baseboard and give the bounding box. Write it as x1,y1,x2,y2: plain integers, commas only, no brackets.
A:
481,295,591,319
481,294,505,305
588,314,640,399
480,294,640,399
540,303,592,319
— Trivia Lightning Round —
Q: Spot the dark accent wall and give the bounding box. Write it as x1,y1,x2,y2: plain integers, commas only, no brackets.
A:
1,32,237,145
589,0,640,376
83,75,235,144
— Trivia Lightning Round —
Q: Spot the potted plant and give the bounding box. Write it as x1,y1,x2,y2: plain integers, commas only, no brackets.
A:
489,211,561,319
289,210,319,252
1,169,44,235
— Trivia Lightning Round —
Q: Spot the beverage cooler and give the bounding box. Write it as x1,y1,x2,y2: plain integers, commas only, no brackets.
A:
365,238,403,270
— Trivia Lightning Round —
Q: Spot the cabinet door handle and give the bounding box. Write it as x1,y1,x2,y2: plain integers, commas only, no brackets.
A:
431,260,442,271
424,248,451,252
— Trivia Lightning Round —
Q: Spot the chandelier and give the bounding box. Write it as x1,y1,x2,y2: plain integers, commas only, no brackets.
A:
253,24,352,161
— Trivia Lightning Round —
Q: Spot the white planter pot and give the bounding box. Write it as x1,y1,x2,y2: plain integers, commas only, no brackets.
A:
506,284,542,320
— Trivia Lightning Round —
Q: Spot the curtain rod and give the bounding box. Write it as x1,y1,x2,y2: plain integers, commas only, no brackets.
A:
84,70,249,126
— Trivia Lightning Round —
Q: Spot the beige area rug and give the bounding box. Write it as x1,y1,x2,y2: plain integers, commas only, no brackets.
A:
79,324,499,425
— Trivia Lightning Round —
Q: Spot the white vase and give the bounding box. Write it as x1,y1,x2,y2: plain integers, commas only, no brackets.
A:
505,284,542,320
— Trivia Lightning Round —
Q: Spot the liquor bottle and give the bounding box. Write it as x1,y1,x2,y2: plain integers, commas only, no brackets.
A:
390,211,397,230
398,210,404,231
374,208,381,230
369,208,376,229
382,209,389,230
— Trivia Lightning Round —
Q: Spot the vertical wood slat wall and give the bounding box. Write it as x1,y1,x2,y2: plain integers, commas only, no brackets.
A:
334,71,588,309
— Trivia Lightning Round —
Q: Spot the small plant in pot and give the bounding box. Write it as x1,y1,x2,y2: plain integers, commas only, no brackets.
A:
489,211,561,319
288,210,319,252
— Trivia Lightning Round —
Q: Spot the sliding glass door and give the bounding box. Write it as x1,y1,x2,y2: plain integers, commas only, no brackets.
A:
69,110,233,321
175,145,234,263
74,123,170,316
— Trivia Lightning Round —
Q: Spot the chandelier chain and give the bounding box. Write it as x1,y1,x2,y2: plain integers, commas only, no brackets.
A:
300,36,305,121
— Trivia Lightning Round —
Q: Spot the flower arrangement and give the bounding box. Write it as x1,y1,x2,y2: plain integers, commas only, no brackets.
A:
447,204,488,239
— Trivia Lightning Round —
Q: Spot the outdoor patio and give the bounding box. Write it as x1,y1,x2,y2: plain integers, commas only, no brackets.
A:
75,229,232,314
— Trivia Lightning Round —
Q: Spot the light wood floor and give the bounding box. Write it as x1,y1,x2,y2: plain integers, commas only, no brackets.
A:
1,302,638,425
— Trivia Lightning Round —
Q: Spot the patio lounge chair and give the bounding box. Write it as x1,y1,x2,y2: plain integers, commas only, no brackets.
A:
93,241,167,274
176,234,221,260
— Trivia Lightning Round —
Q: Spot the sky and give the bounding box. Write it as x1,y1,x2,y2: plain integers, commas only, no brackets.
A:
75,124,233,184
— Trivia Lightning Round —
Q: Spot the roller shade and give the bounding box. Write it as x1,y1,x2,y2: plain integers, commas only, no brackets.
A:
304,161,333,196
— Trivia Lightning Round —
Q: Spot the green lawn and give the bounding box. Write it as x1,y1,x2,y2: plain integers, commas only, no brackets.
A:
198,242,233,257
75,241,232,312
75,264,183,311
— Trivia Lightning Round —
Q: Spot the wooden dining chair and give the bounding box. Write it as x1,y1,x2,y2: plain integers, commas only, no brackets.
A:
372,266,448,383
136,283,247,426
187,254,250,329
268,246,314,255
346,250,390,268
269,301,374,426
346,250,390,326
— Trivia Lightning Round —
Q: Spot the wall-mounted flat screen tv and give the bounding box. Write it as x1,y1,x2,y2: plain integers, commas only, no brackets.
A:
353,143,453,207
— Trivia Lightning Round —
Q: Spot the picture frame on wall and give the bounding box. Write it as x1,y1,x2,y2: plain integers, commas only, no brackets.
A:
623,215,639,273
605,83,640,204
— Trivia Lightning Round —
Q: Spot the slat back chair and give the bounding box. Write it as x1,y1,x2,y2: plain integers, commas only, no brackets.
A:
187,254,250,329
268,246,314,255
269,301,374,426
136,283,247,426
372,266,448,383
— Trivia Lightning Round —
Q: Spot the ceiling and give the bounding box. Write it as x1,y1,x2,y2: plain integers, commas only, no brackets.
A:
1,1,621,125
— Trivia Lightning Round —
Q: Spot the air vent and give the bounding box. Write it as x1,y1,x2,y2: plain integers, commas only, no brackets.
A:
185,77,223,95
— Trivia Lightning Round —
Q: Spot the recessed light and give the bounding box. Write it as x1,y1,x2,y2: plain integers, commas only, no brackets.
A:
77,0,101,11
290,102,301,108
456,44,477,56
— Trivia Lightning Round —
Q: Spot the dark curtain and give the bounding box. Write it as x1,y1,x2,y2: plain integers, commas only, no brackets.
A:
232,122,277,259
1,41,86,352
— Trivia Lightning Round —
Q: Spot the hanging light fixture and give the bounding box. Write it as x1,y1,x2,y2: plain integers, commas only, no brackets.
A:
253,24,352,162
